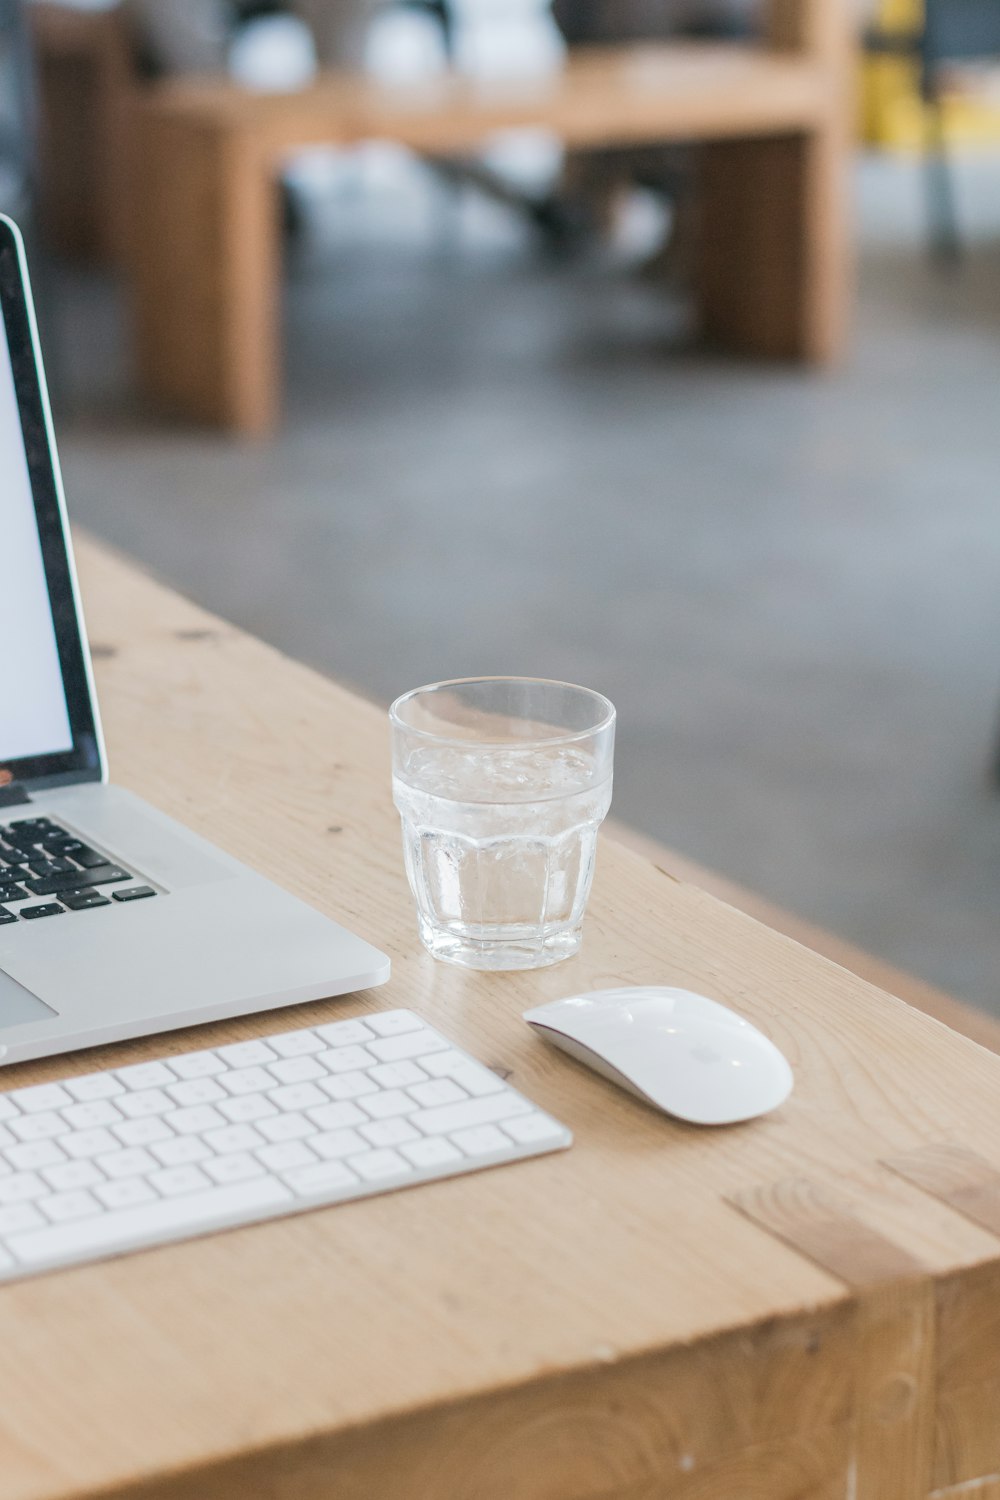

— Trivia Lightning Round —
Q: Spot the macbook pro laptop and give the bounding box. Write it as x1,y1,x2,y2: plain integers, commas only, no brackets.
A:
0,214,389,1066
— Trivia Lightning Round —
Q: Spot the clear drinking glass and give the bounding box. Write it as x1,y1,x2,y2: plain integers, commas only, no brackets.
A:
390,677,615,970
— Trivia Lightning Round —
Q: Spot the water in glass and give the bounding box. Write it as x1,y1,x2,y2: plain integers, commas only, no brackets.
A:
393,741,612,970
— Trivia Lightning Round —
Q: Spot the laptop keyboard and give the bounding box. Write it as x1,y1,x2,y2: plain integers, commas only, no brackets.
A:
0,1010,571,1283
0,817,155,925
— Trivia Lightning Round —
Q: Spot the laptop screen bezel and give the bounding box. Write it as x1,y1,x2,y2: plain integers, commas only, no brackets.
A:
0,217,103,788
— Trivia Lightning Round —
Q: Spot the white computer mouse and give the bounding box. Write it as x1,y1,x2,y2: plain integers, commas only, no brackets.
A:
523,986,793,1125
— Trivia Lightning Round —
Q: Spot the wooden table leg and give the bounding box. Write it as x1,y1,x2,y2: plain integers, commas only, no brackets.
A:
131,111,280,435
697,126,851,365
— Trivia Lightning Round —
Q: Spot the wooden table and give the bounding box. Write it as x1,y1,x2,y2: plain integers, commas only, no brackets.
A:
126,0,853,434
6,537,1000,1500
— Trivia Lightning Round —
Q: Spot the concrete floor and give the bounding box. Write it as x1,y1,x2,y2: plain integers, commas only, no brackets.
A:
52,152,1000,1011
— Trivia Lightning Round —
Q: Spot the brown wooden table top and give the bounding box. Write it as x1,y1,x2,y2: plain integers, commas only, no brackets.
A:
139,42,834,153
3,536,1000,1500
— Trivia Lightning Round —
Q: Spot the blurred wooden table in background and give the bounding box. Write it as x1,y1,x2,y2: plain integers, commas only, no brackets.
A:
30,0,855,435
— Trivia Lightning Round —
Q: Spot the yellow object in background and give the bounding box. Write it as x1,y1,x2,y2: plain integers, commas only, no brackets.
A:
861,0,1000,146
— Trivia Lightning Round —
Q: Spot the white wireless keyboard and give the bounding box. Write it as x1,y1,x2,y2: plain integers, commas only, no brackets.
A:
0,1010,571,1284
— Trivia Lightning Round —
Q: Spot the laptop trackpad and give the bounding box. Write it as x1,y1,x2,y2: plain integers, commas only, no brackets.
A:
0,969,59,1027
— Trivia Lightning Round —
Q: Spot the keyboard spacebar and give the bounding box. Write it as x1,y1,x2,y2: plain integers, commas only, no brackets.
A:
7,1179,293,1267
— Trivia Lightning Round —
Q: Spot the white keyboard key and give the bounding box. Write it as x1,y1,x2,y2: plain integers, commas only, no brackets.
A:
366,1011,422,1037
0,1203,45,1235
6,1140,66,1172
94,1178,157,1211
204,1124,264,1156
368,1030,449,1063
256,1112,314,1144
218,1093,277,1124
411,1092,532,1137
311,1128,366,1160
7,1178,293,1267
169,1050,225,1080
420,1049,468,1078
318,1071,377,1101
450,1125,511,1158
257,1141,317,1172
216,1040,278,1069
0,1124,16,1151
10,1083,73,1114
62,1100,124,1130
0,1246,13,1274
0,1172,46,1203
166,1079,226,1108
320,1045,375,1075
117,1089,173,1120
448,1064,506,1098
307,1101,365,1132
220,1066,274,1097
502,1113,568,1146
42,1160,103,1193
116,1062,177,1091
10,1111,64,1142
407,1079,468,1109
314,1019,375,1047
114,1116,174,1148
149,1166,212,1199
0,1096,21,1123
360,1118,419,1149
167,1105,227,1136
150,1136,212,1168
64,1073,124,1102
269,1030,324,1058
268,1084,326,1113
349,1149,410,1183
368,1060,427,1090
64,1127,119,1160
203,1153,266,1186
283,1160,358,1196
268,1056,326,1085
359,1089,413,1121
98,1148,158,1180
39,1190,100,1223
400,1136,463,1170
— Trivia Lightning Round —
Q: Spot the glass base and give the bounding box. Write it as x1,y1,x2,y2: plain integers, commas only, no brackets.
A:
418,920,583,971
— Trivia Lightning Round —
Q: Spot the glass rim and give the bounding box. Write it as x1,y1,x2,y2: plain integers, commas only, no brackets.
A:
388,675,616,750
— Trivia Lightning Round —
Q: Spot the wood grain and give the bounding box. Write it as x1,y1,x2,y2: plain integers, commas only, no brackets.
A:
728,1177,927,1287
885,1145,1000,1240
853,1278,936,1500
6,534,1000,1500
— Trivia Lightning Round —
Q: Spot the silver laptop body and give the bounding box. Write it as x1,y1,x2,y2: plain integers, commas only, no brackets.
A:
0,215,389,1066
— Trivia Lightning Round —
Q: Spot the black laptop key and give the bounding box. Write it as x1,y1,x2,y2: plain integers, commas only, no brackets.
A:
0,907,16,924
111,886,156,903
0,885,25,904
61,889,112,911
28,857,77,877
2,829,43,851
57,846,107,870
7,818,55,835
24,864,131,897
19,903,65,919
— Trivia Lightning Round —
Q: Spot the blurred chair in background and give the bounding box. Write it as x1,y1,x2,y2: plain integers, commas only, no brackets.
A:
865,0,1000,259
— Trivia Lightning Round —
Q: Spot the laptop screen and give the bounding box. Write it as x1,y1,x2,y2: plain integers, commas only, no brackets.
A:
0,314,73,763
0,217,102,788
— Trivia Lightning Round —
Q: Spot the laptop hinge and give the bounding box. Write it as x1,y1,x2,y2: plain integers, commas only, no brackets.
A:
0,784,32,809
